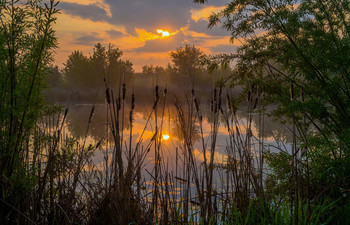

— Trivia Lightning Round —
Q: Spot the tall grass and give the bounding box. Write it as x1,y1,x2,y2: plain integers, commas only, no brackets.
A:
1,78,338,224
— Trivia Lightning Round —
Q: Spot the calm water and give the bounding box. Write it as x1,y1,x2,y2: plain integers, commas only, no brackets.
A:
60,101,291,174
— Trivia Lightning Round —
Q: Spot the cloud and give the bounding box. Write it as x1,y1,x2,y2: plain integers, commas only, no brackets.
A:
189,18,230,37
74,34,102,45
132,32,187,52
210,44,238,53
104,0,230,34
58,2,110,22
106,29,124,38
53,0,236,71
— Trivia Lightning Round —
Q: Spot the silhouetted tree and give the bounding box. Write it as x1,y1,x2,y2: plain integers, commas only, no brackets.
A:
169,45,206,82
64,43,134,90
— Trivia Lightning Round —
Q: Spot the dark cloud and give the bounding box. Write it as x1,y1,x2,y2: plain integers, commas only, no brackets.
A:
58,0,232,38
74,34,102,46
132,32,186,52
210,44,238,53
59,2,110,22
106,29,124,38
189,18,230,37
105,0,230,35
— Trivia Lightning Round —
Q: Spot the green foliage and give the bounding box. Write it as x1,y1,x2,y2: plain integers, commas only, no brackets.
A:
0,0,59,222
64,43,134,89
195,0,350,223
169,45,206,81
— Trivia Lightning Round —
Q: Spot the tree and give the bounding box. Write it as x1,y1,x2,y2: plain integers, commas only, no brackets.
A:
195,0,350,223
64,43,134,90
0,0,59,222
169,45,206,82
63,50,91,88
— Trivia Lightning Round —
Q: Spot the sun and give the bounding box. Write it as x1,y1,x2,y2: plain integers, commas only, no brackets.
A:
157,29,170,37
162,134,170,140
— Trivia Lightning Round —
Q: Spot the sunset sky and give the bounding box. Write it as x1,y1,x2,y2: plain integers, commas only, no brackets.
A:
54,0,239,72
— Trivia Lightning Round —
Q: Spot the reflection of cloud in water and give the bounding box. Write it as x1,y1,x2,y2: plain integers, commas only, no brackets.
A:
63,103,288,176
193,148,228,165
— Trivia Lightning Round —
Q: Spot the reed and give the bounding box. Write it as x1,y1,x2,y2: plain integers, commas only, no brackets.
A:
0,76,337,225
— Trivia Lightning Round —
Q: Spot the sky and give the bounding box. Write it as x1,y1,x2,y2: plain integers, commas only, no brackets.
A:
54,0,239,72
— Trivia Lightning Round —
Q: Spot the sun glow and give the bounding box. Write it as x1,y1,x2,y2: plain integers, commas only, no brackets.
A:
162,134,170,140
157,29,170,37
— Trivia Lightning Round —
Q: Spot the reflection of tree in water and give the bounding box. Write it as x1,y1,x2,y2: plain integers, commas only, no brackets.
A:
66,104,131,141
234,110,294,143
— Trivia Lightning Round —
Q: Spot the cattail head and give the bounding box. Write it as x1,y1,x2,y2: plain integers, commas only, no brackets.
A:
210,100,214,112
163,88,167,96
129,110,133,123
96,141,101,149
64,108,68,118
194,97,200,112
105,88,111,104
191,89,195,97
247,90,252,102
155,85,159,102
131,93,135,110
122,83,126,100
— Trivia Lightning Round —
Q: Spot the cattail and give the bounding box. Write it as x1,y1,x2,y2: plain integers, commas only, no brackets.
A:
214,101,218,113
300,86,304,102
226,94,232,111
253,98,259,109
210,100,214,112
122,83,126,100
191,89,195,97
63,108,68,119
163,88,167,96
131,93,135,110
117,98,121,111
290,83,294,100
247,90,252,102
105,88,111,104
88,106,95,124
155,85,159,101
95,141,101,149
194,97,200,112
129,110,133,123
153,100,158,109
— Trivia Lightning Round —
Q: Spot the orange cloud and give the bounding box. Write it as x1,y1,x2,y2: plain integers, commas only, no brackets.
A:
190,6,226,22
